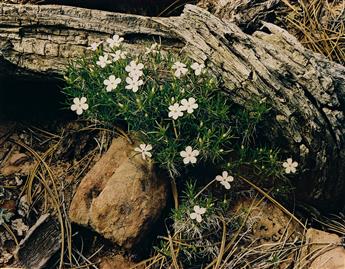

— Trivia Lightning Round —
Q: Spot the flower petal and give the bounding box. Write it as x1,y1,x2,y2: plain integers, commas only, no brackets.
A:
221,181,231,189
190,156,197,164
180,151,187,158
196,214,202,223
134,147,142,152
192,150,200,156
180,99,188,106
198,207,206,214
73,97,79,104
193,205,200,211
146,144,153,151
183,157,190,164
216,175,223,181
190,212,197,220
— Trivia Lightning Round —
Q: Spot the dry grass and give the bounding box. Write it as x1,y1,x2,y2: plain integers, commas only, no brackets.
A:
133,176,306,269
280,0,345,65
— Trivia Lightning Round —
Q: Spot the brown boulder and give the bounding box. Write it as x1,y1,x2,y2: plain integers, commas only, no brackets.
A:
69,136,167,249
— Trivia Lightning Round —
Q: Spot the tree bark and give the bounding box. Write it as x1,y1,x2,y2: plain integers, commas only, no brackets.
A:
0,3,345,211
14,214,61,269
197,0,281,32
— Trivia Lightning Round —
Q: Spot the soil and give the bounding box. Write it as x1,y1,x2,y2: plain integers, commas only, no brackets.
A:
0,120,123,268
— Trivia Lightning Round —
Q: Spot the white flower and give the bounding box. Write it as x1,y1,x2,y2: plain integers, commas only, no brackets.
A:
168,103,183,120
110,50,127,61
191,62,205,76
283,158,298,174
70,97,89,115
87,41,102,51
180,146,200,164
125,61,144,78
134,144,153,160
190,205,206,223
172,61,188,78
106,34,124,48
125,76,144,93
145,43,159,55
104,75,121,92
96,54,111,68
180,97,198,114
215,171,234,190
12,218,28,236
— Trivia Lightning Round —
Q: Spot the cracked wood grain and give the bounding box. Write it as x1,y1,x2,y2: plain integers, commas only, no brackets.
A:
0,3,345,210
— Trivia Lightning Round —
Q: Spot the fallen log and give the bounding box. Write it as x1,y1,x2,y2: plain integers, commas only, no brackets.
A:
0,3,344,211
197,0,281,31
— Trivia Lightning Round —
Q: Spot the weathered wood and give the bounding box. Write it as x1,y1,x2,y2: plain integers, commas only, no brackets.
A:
14,214,61,269
0,3,345,210
197,0,281,31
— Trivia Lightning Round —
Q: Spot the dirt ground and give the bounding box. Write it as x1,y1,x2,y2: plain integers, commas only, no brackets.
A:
0,121,122,268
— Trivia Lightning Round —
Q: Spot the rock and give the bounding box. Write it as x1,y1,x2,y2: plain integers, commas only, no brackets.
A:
301,228,345,269
8,153,29,166
100,254,143,269
233,198,303,244
69,136,167,249
233,198,303,269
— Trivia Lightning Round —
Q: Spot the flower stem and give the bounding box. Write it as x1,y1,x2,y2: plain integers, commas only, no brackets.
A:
169,170,179,209
172,120,178,139
194,178,217,200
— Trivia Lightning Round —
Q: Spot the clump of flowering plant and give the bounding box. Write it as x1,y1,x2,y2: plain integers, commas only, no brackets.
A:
64,36,299,179
64,38,234,175
64,35,302,268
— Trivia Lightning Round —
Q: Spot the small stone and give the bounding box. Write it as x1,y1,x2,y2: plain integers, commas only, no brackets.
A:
302,228,345,269
69,136,167,249
0,152,33,176
9,152,29,166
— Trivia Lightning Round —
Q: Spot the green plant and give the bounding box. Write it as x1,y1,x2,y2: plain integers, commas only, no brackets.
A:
64,38,237,176
63,35,304,269
64,37,290,180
